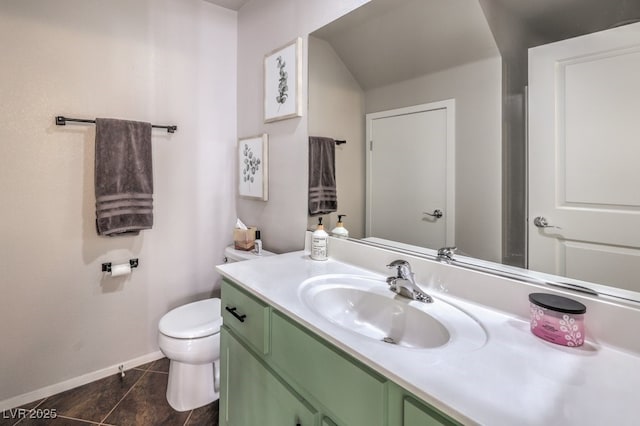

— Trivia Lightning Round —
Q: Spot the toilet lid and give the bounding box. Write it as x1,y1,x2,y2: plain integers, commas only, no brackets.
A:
159,298,222,339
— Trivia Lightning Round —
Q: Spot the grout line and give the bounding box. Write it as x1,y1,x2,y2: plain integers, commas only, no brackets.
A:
145,358,169,375
183,409,194,426
56,414,101,424
145,369,168,375
99,369,149,424
10,397,48,426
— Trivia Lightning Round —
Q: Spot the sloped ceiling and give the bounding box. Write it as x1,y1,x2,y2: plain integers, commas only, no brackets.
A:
312,0,499,91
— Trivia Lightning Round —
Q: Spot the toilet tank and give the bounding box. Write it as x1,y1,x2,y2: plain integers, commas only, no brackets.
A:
224,245,274,263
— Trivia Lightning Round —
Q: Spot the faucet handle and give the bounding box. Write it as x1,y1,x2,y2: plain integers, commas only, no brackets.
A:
387,259,409,269
437,246,457,260
386,260,413,280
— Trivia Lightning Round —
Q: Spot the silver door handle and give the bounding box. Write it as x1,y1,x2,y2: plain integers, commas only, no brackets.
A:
423,209,443,219
533,216,561,229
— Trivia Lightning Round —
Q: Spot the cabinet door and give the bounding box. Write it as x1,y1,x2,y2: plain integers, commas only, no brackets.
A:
404,397,459,426
270,311,387,426
220,328,317,426
322,417,338,426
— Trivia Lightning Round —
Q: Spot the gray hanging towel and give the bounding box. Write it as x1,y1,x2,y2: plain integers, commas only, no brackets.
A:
308,136,337,215
95,118,153,236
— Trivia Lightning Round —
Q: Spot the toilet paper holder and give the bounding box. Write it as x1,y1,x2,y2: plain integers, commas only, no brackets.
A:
102,258,139,273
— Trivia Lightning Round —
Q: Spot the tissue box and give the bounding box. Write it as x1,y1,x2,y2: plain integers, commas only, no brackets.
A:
233,227,256,251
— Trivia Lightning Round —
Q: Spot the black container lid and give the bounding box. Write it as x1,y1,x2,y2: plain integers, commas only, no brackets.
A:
529,293,586,314
255,230,261,239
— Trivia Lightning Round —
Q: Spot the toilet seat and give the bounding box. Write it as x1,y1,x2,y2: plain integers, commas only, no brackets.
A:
159,299,222,339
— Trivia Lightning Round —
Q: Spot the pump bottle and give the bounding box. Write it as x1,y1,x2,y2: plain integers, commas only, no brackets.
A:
311,217,329,261
331,214,349,238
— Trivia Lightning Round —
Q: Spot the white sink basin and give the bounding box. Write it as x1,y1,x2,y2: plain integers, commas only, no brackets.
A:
299,274,486,350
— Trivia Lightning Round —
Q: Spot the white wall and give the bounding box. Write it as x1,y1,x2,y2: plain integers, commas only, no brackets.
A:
236,0,370,253
307,36,366,238
0,0,237,405
365,56,503,262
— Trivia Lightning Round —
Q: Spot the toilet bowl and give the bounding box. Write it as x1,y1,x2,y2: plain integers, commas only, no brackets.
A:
158,298,222,412
158,245,274,411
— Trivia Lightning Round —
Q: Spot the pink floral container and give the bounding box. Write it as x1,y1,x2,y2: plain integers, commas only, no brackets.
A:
529,293,586,347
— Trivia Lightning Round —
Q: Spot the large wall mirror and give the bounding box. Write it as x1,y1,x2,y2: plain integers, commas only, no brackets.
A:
308,0,640,302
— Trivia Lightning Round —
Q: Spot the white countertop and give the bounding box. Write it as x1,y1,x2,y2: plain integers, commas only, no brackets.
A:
216,250,640,426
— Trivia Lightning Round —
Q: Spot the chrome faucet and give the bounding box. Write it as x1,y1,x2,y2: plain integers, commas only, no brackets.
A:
386,260,432,303
437,246,457,263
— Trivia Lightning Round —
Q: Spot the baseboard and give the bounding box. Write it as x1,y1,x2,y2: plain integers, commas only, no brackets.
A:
0,350,164,412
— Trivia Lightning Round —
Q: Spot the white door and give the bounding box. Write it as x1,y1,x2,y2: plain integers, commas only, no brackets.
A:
366,100,455,249
528,22,640,292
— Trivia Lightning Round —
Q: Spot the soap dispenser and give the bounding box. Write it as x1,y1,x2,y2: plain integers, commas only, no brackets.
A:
331,214,349,239
310,217,329,261
254,230,262,255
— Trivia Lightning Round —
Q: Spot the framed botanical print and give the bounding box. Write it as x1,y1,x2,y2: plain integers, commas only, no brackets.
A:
264,37,302,123
238,134,268,201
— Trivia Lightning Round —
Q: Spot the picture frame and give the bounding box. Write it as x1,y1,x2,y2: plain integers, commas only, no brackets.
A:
264,37,303,123
238,134,269,201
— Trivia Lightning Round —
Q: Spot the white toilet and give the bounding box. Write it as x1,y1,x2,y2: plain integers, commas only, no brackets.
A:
158,245,273,411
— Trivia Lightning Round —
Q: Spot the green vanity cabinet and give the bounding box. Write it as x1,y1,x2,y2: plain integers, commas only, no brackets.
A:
220,328,317,426
220,278,461,426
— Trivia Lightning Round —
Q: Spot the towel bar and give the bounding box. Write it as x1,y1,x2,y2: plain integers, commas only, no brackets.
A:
56,116,177,133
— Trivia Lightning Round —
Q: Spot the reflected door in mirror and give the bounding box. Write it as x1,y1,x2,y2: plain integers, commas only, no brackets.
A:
366,101,455,249
529,22,640,293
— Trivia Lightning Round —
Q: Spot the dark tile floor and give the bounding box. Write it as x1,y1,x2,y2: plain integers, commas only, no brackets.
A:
1,358,219,426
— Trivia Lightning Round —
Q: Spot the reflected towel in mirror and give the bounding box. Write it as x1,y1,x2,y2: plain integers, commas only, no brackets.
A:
308,136,337,215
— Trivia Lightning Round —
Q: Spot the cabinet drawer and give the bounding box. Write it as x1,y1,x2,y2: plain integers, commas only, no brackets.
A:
221,279,270,355
270,311,387,426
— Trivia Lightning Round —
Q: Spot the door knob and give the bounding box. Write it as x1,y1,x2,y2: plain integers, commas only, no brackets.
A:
423,209,443,219
533,216,561,229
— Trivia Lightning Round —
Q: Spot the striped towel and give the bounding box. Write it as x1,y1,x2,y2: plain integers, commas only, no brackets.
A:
308,136,337,215
95,118,153,236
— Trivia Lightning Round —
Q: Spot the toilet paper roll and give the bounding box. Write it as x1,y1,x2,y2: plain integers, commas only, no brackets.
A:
110,263,132,277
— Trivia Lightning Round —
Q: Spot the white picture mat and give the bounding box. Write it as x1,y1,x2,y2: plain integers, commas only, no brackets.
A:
264,37,302,122
238,134,268,200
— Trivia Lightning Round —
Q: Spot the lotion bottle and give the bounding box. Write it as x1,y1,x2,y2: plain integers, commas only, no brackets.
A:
311,217,329,261
331,214,349,238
